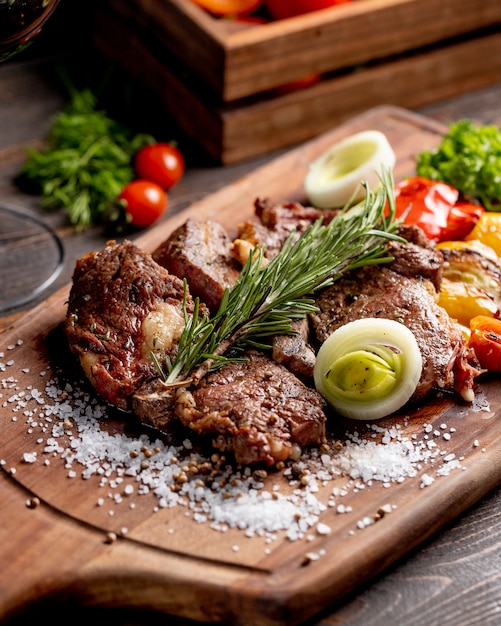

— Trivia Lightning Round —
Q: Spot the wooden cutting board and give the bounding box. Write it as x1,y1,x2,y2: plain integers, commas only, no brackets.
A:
1,106,501,626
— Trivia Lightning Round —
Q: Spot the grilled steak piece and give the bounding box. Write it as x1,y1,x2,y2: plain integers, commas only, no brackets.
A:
133,347,327,465
387,225,443,291
175,351,327,466
132,378,177,432
153,218,240,313
272,317,316,381
311,265,479,402
255,197,336,234
237,198,338,260
153,215,320,382
65,240,199,411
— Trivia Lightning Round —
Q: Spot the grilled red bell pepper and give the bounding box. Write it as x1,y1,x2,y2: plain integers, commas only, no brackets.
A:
393,176,484,243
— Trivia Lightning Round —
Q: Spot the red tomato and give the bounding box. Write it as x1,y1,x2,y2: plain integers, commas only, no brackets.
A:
469,315,501,372
393,176,484,243
119,180,167,228
134,143,185,191
265,0,351,20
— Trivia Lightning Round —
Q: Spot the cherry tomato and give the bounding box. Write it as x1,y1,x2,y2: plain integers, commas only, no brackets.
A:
119,180,167,228
134,143,185,191
393,176,484,243
188,0,263,16
469,315,501,372
264,0,351,20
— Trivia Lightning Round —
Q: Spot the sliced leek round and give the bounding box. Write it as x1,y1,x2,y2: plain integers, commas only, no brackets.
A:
304,130,396,209
314,318,422,421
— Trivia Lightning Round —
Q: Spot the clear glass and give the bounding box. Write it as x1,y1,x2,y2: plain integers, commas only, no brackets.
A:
0,204,64,313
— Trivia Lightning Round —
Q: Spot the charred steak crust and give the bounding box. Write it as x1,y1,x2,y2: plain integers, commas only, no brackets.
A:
175,351,327,466
65,240,198,411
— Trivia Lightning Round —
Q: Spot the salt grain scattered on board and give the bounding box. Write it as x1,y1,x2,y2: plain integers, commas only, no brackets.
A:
0,341,490,552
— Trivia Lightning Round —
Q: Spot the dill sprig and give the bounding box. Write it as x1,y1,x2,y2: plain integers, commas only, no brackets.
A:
161,168,402,386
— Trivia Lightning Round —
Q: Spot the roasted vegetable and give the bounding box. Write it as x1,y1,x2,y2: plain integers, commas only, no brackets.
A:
436,240,501,325
437,241,501,307
393,176,483,243
469,316,501,372
437,279,498,327
304,130,396,209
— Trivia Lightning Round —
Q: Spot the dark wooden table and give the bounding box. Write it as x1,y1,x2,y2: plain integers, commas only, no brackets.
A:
1,8,501,625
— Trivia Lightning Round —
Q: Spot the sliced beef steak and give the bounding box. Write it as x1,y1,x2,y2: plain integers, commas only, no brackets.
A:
311,265,479,402
152,214,319,381
153,218,240,313
310,223,480,403
65,240,197,411
65,240,327,466
175,351,327,466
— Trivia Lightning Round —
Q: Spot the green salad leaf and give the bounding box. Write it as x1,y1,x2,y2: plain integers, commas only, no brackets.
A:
21,88,154,230
416,119,501,211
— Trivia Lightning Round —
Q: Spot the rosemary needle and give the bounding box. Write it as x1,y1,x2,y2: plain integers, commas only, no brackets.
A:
162,168,402,386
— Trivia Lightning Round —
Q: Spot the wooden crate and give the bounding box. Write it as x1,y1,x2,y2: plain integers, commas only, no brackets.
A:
95,0,501,163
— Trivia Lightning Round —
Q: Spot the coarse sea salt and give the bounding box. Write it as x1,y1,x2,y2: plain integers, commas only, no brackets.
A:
1,345,470,546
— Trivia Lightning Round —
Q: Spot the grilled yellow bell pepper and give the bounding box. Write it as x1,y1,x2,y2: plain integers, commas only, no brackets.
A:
465,212,501,257
437,277,498,326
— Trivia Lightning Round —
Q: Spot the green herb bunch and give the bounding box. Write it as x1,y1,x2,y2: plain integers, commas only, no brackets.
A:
21,88,154,229
416,119,501,211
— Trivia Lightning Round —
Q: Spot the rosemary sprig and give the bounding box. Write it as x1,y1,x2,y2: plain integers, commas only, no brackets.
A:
161,168,402,386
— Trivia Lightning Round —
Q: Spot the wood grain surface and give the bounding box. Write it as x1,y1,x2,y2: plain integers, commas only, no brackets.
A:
1,106,501,626
102,0,501,102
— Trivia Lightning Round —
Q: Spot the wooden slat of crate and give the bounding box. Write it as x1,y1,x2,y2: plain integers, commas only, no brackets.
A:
94,9,501,164
102,0,501,102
